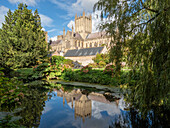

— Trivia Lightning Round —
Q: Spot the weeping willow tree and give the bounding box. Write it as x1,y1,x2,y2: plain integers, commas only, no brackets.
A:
94,0,170,115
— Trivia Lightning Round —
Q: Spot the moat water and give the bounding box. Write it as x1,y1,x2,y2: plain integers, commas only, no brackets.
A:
0,82,169,128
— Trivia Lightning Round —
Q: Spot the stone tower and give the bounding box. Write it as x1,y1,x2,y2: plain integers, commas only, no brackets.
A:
75,11,92,39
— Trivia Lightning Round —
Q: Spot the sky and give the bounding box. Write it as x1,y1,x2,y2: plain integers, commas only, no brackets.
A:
0,0,104,41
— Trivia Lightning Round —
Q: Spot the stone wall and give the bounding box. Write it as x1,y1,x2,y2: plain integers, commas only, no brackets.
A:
65,55,96,66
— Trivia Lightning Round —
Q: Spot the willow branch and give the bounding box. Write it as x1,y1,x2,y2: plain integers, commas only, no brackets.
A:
139,0,159,13
129,12,160,33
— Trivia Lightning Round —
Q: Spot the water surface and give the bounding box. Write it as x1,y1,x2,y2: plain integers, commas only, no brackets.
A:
1,82,169,128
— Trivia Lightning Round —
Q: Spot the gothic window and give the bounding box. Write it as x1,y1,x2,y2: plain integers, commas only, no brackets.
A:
94,42,97,47
75,41,77,47
90,43,92,47
86,43,88,48
81,42,83,48
79,42,80,47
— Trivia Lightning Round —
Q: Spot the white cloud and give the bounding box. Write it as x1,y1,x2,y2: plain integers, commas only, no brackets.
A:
67,20,75,30
42,28,45,31
91,100,120,119
91,10,115,33
0,6,9,28
59,31,63,35
92,11,102,32
8,0,38,6
51,0,99,17
48,29,58,33
50,36,58,41
39,14,54,28
71,0,98,14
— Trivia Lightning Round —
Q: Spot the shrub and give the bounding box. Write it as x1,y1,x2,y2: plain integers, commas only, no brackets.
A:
92,53,110,64
63,59,74,67
60,66,137,86
80,66,92,74
61,68,75,81
50,55,65,65
32,61,62,80
88,63,98,68
103,65,115,76
98,61,106,68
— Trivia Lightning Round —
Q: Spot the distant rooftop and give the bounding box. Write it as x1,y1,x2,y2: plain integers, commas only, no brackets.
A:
86,31,107,39
64,47,104,57
50,40,62,46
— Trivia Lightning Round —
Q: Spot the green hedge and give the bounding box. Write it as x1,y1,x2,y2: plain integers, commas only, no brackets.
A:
61,68,139,86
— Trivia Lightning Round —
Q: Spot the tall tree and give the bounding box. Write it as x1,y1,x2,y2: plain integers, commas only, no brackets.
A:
0,3,47,69
94,0,170,115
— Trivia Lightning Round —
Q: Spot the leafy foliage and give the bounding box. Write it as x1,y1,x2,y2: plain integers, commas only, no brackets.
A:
94,0,170,115
92,53,110,64
89,53,110,68
0,68,25,106
0,3,47,69
31,56,74,80
61,68,139,86
103,65,115,76
80,66,92,74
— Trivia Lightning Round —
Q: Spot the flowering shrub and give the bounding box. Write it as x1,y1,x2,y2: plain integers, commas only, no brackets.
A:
80,66,92,74
103,65,115,76
62,64,71,72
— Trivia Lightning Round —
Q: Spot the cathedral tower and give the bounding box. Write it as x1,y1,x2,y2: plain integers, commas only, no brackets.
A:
75,11,92,39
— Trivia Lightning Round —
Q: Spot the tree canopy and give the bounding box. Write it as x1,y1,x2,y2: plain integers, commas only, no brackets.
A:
0,3,47,69
94,0,170,115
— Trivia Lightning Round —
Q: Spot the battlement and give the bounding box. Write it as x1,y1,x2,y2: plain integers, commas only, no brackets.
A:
75,11,92,39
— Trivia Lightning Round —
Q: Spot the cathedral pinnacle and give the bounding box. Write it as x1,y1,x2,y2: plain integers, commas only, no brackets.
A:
83,10,85,17
75,13,77,19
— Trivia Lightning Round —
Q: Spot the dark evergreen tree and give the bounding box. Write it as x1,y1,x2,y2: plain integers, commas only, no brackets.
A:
0,3,47,69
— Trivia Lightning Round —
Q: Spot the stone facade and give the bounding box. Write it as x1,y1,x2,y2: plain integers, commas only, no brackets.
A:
50,11,111,65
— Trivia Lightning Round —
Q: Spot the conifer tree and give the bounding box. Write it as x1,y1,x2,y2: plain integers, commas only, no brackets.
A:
0,3,47,69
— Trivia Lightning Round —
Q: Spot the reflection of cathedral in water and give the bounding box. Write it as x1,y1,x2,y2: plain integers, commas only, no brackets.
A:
57,89,92,122
56,89,123,123
75,95,92,122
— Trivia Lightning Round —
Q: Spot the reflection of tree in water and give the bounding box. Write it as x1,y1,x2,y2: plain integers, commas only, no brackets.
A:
14,88,51,128
109,108,170,128
61,85,102,96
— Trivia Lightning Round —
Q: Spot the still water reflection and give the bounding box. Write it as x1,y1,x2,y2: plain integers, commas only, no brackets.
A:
1,83,169,128
39,88,123,128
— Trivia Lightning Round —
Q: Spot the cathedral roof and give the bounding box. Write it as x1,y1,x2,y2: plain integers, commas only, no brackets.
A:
66,31,83,40
73,33,83,40
86,31,107,39
64,47,104,57
50,40,62,46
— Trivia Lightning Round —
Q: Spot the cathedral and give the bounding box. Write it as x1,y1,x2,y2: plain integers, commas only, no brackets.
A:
50,11,111,65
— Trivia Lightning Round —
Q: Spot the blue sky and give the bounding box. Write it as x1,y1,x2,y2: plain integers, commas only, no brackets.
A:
0,0,102,41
